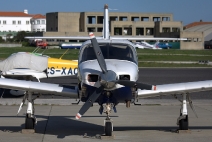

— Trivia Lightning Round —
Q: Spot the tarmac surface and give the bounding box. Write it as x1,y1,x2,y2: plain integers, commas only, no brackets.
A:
0,103,212,142
0,68,212,141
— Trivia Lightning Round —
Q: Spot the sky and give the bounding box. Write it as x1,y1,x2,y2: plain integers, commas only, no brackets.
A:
0,0,211,25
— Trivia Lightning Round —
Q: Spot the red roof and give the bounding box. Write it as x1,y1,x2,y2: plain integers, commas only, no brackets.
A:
0,11,32,17
184,22,212,29
32,14,46,19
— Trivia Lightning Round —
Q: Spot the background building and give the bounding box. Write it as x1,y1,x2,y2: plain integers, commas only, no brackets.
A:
0,10,46,40
31,14,46,32
0,10,31,32
45,12,182,37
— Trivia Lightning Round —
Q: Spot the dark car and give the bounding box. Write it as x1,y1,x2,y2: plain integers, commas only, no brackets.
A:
156,42,172,49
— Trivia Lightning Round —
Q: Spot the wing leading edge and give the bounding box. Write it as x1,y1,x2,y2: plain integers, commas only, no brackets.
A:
0,78,78,98
138,80,212,99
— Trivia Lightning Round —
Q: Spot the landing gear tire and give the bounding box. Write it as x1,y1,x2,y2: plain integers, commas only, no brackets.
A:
179,115,188,130
105,121,112,136
25,115,35,129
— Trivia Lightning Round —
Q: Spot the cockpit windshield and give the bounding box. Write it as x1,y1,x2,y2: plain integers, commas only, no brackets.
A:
79,43,137,63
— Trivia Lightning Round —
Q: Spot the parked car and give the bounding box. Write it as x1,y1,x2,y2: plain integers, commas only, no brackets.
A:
156,42,172,49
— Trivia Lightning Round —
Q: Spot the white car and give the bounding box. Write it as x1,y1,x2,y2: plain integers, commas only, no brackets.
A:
133,41,162,49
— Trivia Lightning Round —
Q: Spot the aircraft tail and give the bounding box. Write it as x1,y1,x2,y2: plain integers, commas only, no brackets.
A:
153,41,160,48
103,4,110,39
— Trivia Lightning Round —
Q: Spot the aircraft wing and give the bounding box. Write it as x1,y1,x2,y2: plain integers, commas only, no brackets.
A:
110,36,187,41
137,80,212,99
25,36,187,41
25,36,102,40
0,78,78,98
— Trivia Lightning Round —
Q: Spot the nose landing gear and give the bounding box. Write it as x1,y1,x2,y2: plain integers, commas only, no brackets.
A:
103,103,114,136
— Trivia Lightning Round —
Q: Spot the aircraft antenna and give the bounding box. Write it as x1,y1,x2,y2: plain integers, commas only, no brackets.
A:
59,49,69,59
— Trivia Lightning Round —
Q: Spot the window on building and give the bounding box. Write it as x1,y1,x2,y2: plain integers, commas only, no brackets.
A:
26,21,29,25
146,28,154,35
131,17,139,21
0,21,1,24
42,20,45,24
110,16,118,21
172,28,180,32
18,21,21,24
3,21,6,24
37,29,40,31
33,29,36,32
37,20,40,24
141,17,149,21
87,16,96,24
87,27,96,32
42,29,45,31
162,17,170,21
123,27,132,35
153,17,161,21
162,27,171,33
97,27,103,32
12,21,16,25
136,28,144,35
114,28,122,35
119,17,128,21
97,16,103,24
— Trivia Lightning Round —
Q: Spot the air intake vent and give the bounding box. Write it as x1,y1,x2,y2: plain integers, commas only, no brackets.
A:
87,74,99,82
119,75,130,80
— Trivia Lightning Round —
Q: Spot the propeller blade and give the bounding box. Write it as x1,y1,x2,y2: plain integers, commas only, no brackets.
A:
115,80,156,90
76,86,104,120
187,95,198,118
89,32,107,74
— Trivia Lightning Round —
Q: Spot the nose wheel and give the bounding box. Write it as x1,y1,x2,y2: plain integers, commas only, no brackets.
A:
104,117,113,136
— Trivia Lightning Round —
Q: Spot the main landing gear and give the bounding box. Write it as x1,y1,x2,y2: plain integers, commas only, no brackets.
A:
17,91,37,129
25,92,37,129
177,94,189,130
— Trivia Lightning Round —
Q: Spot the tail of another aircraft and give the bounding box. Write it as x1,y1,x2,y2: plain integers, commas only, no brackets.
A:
153,41,160,48
103,4,110,39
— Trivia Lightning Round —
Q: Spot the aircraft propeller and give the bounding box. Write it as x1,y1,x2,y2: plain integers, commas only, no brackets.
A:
75,33,156,119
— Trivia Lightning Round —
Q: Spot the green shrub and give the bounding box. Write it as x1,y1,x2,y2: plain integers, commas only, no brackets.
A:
22,41,30,47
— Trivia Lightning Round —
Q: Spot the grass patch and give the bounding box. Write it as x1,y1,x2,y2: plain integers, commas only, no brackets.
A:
0,47,212,67
138,62,210,67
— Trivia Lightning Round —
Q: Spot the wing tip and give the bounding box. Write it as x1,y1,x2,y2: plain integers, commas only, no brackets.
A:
152,85,157,91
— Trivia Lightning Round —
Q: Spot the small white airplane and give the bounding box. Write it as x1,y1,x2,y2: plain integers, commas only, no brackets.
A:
133,41,162,49
0,4,211,136
0,52,78,96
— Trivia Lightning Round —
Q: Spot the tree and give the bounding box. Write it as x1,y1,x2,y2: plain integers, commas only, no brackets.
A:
14,31,27,42
0,36,4,43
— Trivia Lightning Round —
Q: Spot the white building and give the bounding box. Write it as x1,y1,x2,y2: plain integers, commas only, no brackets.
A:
0,10,46,32
31,14,46,32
